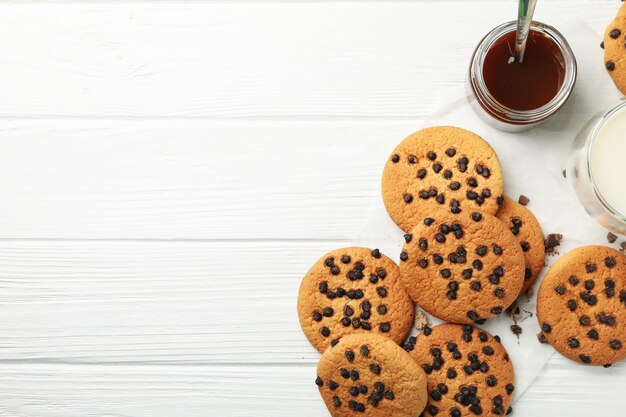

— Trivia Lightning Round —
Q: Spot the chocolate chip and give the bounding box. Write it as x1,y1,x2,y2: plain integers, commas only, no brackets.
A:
376,287,388,298
584,280,595,291
356,345,368,358
491,306,503,314
521,242,530,252
579,315,591,326
435,233,446,243
427,151,437,161
450,181,461,191
433,163,443,174
489,274,500,285
470,281,482,291
483,346,494,355
568,337,580,348
585,263,597,273
330,266,340,275
467,191,478,200
336,288,346,297
510,325,522,336
600,41,605,49
443,170,453,179
433,356,445,370
369,364,381,375
371,248,381,258
423,326,432,336
605,256,616,268
505,384,515,395
391,154,400,163
323,307,334,317
579,354,591,363
313,311,323,321
403,233,412,244
423,364,433,374
610,340,622,350
320,327,330,337
359,385,368,395
461,269,473,279
475,245,487,256
486,375,498,387
404,194,413,203
542,323,552,333
380,323,391,332
340,368,350,379
451,408,461,417
324,257,334,267
341,317,351,327
447,368,457,379
377,304,387,315
315,376,323,387
473,259,483,270
598,313,616,326
351,317,361,328
452,350,462,360
400,251,408,261
478,331,488,342
427,405,439,416
350,369,360,381
581,291,598,306
467,311,479,321
603,363,612,368
494,288,505,298
610,28,621,39
385,390,395,401
506,406,513,415
436,194,446,204
458,157,469,172
568,275,579,286
408,154,417,164
587,329,599,340
481,188,491,198
440,269,452,278
345,350,355,362
567,299,578,311
492,244,503,255
554,285,566,295
341,255,351,264
424,217,435,226
471,212,483,222
417,168,427,179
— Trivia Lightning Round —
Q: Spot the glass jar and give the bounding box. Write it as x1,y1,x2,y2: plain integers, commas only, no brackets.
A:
467,21,577,132
567,100,626,235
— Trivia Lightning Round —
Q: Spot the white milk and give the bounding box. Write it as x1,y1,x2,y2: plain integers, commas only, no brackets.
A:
590,105,626,217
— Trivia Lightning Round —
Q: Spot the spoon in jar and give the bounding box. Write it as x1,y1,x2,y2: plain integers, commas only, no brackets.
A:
511,0,538,63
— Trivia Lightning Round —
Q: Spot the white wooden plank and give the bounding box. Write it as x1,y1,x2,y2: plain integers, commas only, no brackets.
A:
0,120,417,239
0,240,327,364
0,1,617,118
0,359,622,417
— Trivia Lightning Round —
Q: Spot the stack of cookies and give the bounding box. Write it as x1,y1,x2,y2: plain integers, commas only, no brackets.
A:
297,126,626,417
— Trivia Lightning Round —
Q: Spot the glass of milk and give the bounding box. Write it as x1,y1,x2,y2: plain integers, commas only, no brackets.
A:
568,100,626,235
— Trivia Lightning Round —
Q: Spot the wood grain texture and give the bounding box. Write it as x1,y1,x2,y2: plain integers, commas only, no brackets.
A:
0,120,418,239
0,359,623,417
0,1,617,119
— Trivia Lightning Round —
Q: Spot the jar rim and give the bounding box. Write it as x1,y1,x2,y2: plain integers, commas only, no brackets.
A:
469,21,577,125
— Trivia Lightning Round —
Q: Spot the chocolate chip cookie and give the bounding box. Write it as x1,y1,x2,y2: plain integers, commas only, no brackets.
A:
604,11,626,95
298,247,414,352
537,245,626,366
382,126,504,233
316,333,428,417
496,196,545,295
406,324,515,417
399,211,525,324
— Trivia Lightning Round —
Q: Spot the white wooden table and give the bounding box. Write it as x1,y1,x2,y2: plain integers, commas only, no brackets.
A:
0,1,624,416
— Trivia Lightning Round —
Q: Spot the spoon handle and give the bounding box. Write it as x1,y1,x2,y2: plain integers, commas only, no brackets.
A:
514,0,538,63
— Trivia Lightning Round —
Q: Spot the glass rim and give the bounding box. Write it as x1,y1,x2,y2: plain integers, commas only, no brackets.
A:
586,99,626,221
469,21,577,124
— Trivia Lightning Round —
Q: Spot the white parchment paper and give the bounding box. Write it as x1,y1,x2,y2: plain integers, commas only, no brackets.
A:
355,17,624,404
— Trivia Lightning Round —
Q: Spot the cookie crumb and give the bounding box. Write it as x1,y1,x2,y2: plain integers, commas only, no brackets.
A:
537,331,548,344
525,287,534,299
510,324,522,336
544,233,563,255
518,195,530,206
413,309,430,331
607,232,618,244
562,169,566,178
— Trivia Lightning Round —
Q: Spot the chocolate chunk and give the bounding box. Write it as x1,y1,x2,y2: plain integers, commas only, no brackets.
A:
518,195,530,206
544,233,563,253
510,325,522,336
607,232,618,244
584,280,595,290
341,317,351,327
473,259,483,270
377,304,387,315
